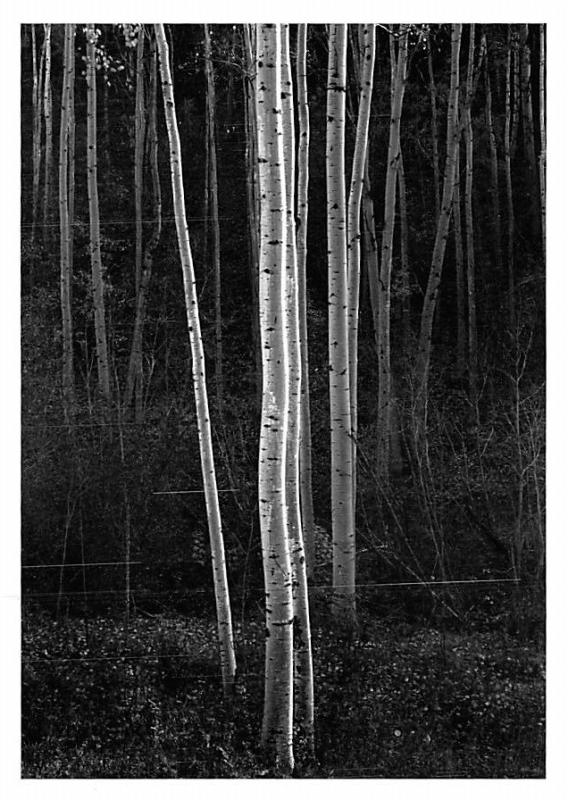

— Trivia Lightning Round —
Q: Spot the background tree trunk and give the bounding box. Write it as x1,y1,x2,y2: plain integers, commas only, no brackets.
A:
124,31,162,419
42,24,53,248
504,27,516,330
59,24,75,424
427,32,441,220
204,26,224,412
377,27,407,480
86,24,111,404
347,23,376,502
463,25,479,409
415,24,462,404
155,23,236,699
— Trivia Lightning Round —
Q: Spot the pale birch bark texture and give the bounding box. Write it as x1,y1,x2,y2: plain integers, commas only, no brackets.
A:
295,23,316,583
255,23,294,774
347,23,376,499
59,24,75,423
133,26,146,419
280,24,314,755
415,24,462,404
86,24,111,403
377,26,407,480
155,23,236,699
326,23,356,624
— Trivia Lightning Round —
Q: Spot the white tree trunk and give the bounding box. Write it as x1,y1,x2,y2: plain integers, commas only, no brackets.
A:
327,23,356,623
347,23,376,498
155,23,236,699
280,23,314,755
86,24,111,403
255,23,294,774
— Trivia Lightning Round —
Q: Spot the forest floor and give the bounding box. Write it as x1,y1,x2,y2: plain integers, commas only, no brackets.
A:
22,610,545,778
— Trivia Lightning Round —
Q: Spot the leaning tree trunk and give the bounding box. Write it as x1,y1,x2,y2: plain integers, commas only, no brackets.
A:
415,24,462,405
376,26,407,481
86,24,111,404
347,23,376,499
280,24,314,756
295,23,316,581
42,24,53,248
204,25,224,412
326,23,356,625
255,23,294,775
155,23,236,699
59,24,75,424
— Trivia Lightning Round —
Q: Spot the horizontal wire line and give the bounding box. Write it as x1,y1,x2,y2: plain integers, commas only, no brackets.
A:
22,578,518,597
21,216,239,227
22,561,143,569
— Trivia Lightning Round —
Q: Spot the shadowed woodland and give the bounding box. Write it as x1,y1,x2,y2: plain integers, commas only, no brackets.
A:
21,23,545,778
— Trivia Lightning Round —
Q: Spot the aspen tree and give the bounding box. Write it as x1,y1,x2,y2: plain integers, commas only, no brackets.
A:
59,24,75,423
483,34,503,286
520,26,538,197
42,24,53,246
255,23,294,773
280,24,314,754
463,25,478,407
124,30,162,416
295,23,316,580
415,24,462,402
133,26,146,418
362,153,379,352
453,139,466,379
242,24,262,408
539,24,546,259
31,24,44,247
398,151,411,351
155,24,236,698
347,23,376,496
427,31,441,219
134,28,145,296
86,24,111,403
377,26,407,480
204,26,224,410
327,23,356,623
511,28,520,158
504,27,516,329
